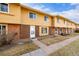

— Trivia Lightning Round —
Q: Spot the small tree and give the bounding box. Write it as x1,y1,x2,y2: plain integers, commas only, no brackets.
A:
0,30,17,47
0,30,7,46
6,32,17,44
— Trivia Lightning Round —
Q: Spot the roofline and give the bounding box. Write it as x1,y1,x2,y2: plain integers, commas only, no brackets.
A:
20,4,54,17
55,15,79,24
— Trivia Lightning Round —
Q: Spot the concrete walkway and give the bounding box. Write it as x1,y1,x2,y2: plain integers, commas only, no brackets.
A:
22,35,79,56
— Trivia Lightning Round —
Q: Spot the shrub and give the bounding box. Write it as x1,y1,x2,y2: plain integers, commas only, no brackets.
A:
0,30,17,47
75,30,79,33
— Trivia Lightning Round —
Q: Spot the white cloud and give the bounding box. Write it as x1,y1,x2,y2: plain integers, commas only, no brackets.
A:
50,3,79,23
22,3,52,12
57,4,79,23
70,3,79,6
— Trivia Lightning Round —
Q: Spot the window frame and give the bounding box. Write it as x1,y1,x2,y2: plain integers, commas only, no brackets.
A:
57,17,60,23
0,24,7,35
64,20,66,24
44,16,49,22
41,27,48,34
0,3,9,13
29,12,37,20
55,28,57,31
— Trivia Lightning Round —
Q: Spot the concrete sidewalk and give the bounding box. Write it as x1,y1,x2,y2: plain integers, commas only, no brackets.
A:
22,35,79,56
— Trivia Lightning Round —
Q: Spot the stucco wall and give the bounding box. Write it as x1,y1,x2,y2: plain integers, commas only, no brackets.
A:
21,7,52,27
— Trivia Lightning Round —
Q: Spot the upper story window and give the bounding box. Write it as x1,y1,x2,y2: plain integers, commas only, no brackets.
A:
64,20,66,24
57,18,60,23
57,16,60,23
44,16,48,22
29,12,36,19
71,23,72,25
0,3,8,12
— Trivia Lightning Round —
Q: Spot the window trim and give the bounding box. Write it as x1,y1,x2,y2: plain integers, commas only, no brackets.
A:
57,17,61,23
28,12,37,20
0,24,8,34
57,18,60,23
41,27,48,34
0,3,9,13
44,16,49,22
64,20,66,24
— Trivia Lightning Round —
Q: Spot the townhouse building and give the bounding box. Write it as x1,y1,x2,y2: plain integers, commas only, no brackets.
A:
50,15,77,35
0,3,53,40
20,4,53,39
0,3,78,41
0,3,21,40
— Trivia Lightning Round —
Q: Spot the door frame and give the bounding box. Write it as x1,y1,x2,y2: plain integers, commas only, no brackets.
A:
30,26,36,38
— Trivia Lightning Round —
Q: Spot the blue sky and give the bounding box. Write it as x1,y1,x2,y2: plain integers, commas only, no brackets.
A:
30,3,75,12
22,3,79,23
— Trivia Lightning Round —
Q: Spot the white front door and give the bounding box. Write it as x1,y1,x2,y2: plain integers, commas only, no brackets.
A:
30,26,35,38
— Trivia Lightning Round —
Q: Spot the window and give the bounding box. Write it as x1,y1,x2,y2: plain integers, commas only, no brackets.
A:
0,3,8,12
59,28,62,34
0,24,6,35
60,28,62,32
57,17,60,23
29,12,36,19
64,20,66,24
41,27,48,34
0,26,1,34
55,28,58,34
55,28,57,31
44,16,48,22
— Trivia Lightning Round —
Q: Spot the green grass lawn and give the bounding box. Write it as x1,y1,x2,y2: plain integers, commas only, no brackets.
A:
49,38,79,56
39,33,79,46
0,42,39,56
